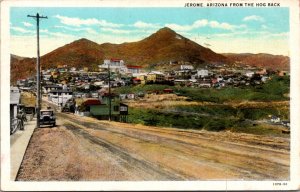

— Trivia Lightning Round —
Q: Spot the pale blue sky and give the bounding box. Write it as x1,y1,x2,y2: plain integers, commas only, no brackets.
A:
10,7,289,57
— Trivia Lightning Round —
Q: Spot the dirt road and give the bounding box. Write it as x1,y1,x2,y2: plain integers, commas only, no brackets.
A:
16,112,289,181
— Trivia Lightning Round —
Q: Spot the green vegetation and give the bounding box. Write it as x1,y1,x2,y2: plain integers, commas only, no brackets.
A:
128,107,216,130
172,105,289,120
114,75,290,103
238,107,289,120
172,105,236,117
177,87,285,103
228,121,284,135
128,107,285,136
259,76,290,96
120,76,289,136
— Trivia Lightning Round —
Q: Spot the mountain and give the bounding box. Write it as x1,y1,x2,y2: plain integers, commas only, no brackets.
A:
99,27,227,66
39,27,227,69
11,27,228,83
11,54,27,61
11,55,35,82
10,27,289,83
223,53,289,71
40,38,104,70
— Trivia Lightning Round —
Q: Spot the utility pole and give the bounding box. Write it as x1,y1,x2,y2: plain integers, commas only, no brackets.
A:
108,61,112,121
28,13,48,128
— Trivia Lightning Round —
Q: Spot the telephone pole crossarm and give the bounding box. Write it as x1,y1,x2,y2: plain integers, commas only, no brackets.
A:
27,14,48,19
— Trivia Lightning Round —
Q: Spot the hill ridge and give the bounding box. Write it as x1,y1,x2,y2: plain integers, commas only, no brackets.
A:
11,27,290,82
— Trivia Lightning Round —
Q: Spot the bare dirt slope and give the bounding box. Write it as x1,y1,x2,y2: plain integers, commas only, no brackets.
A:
16,112,289,181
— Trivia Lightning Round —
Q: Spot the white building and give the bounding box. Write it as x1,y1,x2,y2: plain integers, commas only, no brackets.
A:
42,74,52,81
43,84,62,94
197,69,209,78
48,90,73,107
10,87,20,120
271,116,281,123
99,59,127,73
180,65,194,70
245,71,255,77
261,76,269,82
126,65,143,76
216,75,224,82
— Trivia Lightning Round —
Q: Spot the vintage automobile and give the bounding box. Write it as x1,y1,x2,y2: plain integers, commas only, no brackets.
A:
40,109,56,127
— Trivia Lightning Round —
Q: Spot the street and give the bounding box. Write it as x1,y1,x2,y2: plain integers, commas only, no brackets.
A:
16,109,290,181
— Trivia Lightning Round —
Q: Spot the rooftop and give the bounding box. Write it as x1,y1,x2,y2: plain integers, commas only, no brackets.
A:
127,65,143,69
110,58,122,62
49,89,73,93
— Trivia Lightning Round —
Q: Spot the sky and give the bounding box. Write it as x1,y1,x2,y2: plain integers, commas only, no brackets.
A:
10,7,289,57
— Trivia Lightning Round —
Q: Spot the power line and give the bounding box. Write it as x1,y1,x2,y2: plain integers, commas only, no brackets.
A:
27,13,48,128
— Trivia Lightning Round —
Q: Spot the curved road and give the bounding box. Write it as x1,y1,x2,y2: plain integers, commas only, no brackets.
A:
16,109,290,181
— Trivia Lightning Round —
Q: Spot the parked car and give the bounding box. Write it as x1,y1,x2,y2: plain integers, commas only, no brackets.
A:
62,102,75,113
40,109,56,127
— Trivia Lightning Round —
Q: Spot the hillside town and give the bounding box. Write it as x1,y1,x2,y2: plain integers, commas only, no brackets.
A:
6,4,296,186
11,58,290,135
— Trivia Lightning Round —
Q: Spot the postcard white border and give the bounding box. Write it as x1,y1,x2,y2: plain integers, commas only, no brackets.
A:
1,0,300,191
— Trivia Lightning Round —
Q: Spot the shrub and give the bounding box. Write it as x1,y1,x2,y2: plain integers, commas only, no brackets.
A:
204,118,236,131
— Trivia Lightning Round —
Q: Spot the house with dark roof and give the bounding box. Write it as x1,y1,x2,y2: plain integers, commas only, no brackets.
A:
75,95,128,121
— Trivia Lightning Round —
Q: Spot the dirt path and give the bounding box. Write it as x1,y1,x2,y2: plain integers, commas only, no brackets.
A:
16,112,289,181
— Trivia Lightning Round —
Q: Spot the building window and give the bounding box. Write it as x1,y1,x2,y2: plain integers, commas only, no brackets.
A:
113,106,119,111
120,106,127,112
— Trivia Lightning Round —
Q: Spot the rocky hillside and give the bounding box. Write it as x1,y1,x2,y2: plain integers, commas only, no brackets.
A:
223,53,289,71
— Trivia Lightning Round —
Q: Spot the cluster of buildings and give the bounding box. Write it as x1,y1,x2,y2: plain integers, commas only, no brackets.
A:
10,86,35,134
270,115,290,128
13,58,289,122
